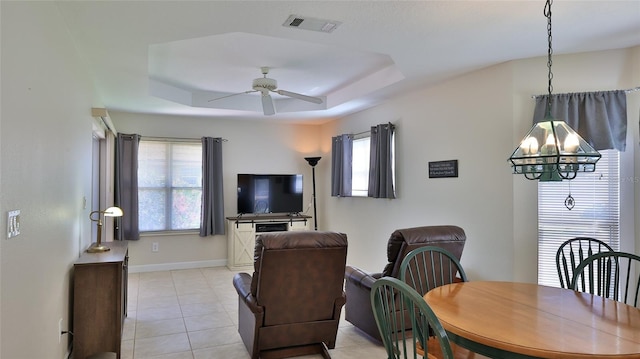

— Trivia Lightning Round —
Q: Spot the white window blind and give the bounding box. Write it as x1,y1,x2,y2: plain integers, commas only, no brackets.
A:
352,136,370,197
138,140,202,232
537,149,620,287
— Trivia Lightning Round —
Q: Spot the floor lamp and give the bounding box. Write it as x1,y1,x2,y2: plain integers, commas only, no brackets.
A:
304,156,321,230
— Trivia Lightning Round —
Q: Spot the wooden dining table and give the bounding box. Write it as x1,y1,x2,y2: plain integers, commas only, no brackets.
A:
423,281,640,359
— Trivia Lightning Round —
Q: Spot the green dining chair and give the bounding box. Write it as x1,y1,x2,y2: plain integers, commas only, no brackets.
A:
399,246,468,296
371,277,454,359
556,237,613,288
570,251,640,308
398,246,471,358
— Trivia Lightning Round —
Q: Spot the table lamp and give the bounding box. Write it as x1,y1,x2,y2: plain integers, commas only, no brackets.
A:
88,206,123,253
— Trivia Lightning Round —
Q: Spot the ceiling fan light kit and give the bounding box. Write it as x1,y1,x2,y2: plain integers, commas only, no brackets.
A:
209,67,323,116
253,68,278,92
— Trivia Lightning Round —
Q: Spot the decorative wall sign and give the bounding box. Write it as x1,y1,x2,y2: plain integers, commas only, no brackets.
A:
429,160,458,178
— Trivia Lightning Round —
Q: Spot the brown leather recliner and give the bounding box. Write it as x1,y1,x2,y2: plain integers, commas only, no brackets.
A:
344,225,466,341
233,231,348,359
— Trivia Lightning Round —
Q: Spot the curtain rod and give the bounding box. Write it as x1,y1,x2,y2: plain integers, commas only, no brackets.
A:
351,122,396,137
531,87,640,98
142,136,228,142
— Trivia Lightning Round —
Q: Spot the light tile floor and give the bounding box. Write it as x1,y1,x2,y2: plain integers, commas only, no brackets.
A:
122,267,387,359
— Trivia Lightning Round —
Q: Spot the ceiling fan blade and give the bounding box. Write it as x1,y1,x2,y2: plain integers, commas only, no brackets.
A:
208,90,256,102
276,90,323,104
261,93,275,115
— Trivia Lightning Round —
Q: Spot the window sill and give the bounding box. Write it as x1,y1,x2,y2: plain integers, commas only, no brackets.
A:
140,230,199,237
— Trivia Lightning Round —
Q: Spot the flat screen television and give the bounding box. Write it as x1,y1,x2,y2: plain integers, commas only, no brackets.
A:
237,174,303,215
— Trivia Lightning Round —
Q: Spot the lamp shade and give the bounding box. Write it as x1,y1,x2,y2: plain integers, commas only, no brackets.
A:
304,156,321,167
508,118,601,181
103,206,123,217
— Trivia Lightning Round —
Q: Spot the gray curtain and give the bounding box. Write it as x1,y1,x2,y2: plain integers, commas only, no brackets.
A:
331,134,353,197
368,123,395,199
533,90,627,151
200,137,225,236
115,133,140,240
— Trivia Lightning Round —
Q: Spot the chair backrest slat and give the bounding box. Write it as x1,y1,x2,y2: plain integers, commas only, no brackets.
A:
399,246,467,296
556,237,613,289
570,251,640,308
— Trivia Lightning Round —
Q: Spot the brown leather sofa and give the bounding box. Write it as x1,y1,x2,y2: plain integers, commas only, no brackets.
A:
344,225,466,341
233,231,348,359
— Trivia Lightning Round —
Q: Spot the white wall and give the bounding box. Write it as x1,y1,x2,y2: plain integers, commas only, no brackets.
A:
1,2,97,358
320,62,516,280
110,112,322,270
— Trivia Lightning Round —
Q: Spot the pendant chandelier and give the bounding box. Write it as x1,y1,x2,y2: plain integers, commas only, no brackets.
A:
508,0,600,181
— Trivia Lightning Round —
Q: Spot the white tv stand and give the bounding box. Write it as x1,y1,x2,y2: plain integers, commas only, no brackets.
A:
226,214,311,270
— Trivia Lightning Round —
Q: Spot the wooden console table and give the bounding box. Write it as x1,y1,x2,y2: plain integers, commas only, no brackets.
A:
73,241,128,359
226,214,310,270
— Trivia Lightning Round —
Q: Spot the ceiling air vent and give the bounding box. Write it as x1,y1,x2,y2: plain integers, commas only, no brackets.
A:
283,15,341,33
289,17,304,27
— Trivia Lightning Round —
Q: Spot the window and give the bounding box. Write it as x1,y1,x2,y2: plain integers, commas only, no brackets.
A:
537,149,620,287
331,123,395,198
137,140,202,232
351,135,370,197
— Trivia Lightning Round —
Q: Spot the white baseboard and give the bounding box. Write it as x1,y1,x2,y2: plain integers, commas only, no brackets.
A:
129,259,227,273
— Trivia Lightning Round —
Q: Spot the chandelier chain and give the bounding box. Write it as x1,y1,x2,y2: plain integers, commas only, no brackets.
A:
545,0,554,116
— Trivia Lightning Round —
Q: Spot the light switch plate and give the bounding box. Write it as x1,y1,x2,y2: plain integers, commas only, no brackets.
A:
7,210,21,239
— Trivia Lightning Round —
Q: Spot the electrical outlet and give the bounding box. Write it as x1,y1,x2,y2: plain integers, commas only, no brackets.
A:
58,318,63,344
152,242,159,252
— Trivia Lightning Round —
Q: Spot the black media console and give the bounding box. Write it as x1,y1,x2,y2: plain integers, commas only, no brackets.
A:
255,222,288,233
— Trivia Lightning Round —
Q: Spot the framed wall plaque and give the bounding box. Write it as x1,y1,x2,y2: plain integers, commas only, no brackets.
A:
429,160,458,178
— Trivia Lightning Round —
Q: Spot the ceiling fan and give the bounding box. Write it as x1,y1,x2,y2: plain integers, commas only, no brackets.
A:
208,67,323,116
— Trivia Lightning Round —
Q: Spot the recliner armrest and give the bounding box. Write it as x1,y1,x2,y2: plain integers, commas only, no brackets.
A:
333,291,347,319
345,265,379,290
233,273,263,314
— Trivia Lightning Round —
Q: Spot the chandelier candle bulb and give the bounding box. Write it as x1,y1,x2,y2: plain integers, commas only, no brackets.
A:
541,134,556,157
528,137,539,155
520,137,539,166
520,137,539,156
564,133,579,154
